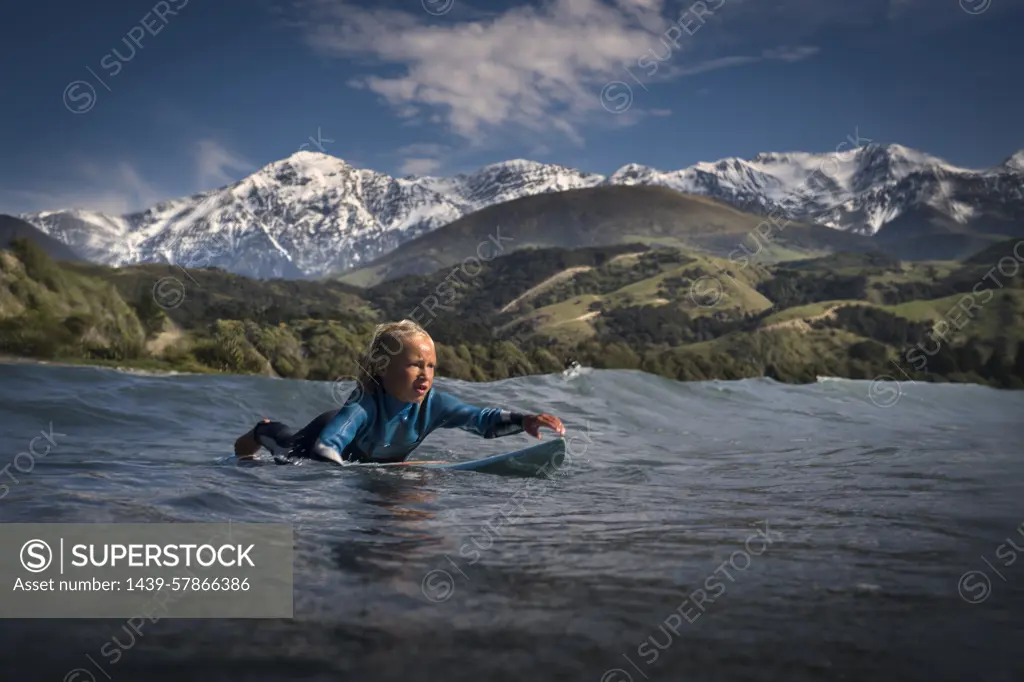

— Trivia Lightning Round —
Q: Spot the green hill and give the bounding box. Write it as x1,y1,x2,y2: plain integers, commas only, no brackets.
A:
338,185,882,287
1,215,83,262
2,236,1024,389
872,203,1024,261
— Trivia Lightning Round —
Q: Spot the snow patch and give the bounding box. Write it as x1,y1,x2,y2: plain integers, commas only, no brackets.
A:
18,143,1023,278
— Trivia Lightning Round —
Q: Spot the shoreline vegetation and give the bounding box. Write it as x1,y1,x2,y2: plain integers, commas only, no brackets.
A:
2,238,1023,390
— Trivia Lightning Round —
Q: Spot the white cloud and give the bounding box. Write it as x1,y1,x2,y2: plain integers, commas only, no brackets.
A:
196,139,253,189
391,143,452,176
288,0,831,147
627,45,818,83
762,45,820,62
396,143,450,157
1,139,253,216
398,157,444,175
1,162,170,215
292,0,748,145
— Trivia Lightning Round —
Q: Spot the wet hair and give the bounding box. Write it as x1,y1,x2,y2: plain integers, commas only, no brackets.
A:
356,319,432,395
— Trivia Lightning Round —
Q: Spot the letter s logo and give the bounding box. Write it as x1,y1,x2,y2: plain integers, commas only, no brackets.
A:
21,539,53,572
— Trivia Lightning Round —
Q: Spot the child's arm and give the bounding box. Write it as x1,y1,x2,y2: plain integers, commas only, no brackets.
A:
432,392,565,439
312,403,369,463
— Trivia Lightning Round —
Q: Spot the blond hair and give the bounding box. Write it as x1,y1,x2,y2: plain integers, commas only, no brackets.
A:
356,319,432,395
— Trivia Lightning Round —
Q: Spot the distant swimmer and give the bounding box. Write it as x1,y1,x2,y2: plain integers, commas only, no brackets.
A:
233,320,565,465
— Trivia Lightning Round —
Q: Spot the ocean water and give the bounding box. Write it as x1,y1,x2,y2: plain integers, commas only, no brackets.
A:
0,361,1022,682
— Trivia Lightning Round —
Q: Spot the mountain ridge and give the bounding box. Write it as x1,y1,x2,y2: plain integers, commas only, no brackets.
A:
337,184,882,287
18,143,1024,280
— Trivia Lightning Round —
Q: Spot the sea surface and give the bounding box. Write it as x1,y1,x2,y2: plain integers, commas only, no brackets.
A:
0,361,1022,682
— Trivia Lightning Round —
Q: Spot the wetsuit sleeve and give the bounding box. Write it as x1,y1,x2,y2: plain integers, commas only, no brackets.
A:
314,404,369,461
432,392,526,439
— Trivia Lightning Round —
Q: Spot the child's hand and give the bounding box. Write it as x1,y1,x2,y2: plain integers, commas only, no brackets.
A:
523,413,565,438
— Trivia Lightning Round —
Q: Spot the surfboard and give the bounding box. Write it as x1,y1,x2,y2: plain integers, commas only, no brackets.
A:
343,437,567,477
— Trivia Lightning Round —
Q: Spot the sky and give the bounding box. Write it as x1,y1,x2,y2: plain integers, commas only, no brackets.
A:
0,0,1022,216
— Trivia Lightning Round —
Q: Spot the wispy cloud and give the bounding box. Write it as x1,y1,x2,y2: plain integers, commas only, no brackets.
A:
291,0,784,145
196,139,253,189
652,46,818,80
391,143,450,176
1,161,169,215
398,157,444,175
396,143,450,157
1,139,254,216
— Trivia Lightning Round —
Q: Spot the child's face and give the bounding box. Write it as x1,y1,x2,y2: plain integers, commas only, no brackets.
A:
381,333,436,403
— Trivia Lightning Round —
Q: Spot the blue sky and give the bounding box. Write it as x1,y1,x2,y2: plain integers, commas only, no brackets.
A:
1,0,1022,215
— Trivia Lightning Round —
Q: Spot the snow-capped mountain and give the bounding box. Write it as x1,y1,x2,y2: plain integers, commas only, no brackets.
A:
22,154,604,279
608,144,1023,236
18,144,1023,280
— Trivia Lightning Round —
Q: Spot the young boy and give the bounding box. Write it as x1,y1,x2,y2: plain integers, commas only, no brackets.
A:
234,320,565,464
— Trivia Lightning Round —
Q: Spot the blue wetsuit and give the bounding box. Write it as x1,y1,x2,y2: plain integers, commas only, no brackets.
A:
253,388,526,464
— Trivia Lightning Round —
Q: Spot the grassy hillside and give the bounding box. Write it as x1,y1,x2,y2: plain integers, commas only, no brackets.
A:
3,236,1024,389
338,185,882,287
1,214,83,262
872,198,1024,261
